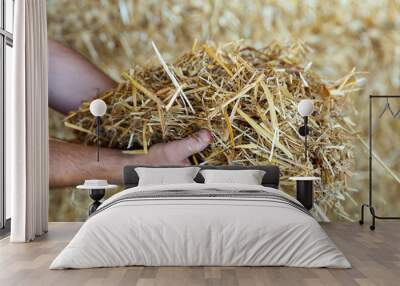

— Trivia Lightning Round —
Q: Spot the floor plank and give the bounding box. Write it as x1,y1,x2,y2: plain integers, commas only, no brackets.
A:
0,222,398,286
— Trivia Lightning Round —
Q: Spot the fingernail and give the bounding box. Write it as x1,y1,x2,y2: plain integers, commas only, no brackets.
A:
199,129,212,144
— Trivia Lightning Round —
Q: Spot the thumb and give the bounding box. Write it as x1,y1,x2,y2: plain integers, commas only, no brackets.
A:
162,129,212,162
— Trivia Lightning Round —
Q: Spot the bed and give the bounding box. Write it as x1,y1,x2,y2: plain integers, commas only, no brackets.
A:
50,165,350,269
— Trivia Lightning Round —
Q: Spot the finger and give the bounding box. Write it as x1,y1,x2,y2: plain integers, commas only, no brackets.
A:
181,158,191,166
162,129,212,161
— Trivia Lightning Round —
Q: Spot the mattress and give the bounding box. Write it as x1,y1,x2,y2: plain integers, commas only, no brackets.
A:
50,183,350,269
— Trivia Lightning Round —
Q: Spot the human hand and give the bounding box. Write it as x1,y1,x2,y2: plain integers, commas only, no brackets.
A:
142,129,213,165
49,130,213,188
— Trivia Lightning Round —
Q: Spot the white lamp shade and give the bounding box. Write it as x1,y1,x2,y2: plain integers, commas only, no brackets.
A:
298,99,314,117
90,99,107,117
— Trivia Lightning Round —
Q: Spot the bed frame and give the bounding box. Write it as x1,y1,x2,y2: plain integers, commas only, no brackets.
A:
123,165,280,189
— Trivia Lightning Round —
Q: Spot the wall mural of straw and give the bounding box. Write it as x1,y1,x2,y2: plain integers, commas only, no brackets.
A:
47,0,400,221
64,41,362,220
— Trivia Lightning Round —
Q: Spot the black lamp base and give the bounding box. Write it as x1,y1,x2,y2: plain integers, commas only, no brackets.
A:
88,189,105,215
296,180,313,210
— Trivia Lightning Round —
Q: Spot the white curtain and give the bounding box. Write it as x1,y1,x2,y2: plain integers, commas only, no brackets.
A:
8,0,49,242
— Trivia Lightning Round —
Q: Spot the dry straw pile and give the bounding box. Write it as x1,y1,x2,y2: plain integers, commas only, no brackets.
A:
64,41,361,220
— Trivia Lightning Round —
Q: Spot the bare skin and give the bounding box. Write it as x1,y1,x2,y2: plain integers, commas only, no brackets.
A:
48,39,116,113
48,39,212,188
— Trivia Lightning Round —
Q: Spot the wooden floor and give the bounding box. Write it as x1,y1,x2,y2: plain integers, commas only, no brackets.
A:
0,222,399,286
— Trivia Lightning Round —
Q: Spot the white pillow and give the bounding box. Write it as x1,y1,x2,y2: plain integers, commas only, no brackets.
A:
200,169,266,185
136,167,200,186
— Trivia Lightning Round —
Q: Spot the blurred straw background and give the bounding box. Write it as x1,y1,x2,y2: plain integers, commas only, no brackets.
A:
47,0,400,221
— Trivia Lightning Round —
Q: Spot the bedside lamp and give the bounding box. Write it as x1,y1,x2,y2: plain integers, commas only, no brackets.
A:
297,99,314,162
90,99,107,162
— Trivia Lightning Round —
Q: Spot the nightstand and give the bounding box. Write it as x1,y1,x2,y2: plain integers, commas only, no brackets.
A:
289,177,320,210
77,180,117,215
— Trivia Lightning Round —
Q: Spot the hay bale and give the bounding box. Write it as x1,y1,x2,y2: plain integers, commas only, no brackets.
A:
64,41,361,219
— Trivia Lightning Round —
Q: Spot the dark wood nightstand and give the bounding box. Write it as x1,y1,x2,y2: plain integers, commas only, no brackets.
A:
289,177,320,210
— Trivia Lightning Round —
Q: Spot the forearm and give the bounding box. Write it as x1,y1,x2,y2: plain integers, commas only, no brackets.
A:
48,38,116,114
49,139,147,188
49,129,212,188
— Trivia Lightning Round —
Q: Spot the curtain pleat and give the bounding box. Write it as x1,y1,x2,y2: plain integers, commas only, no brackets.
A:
9,0,49,242
9,0,27,242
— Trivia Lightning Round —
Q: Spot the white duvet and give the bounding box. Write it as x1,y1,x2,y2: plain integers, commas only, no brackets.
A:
50,183,350,269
